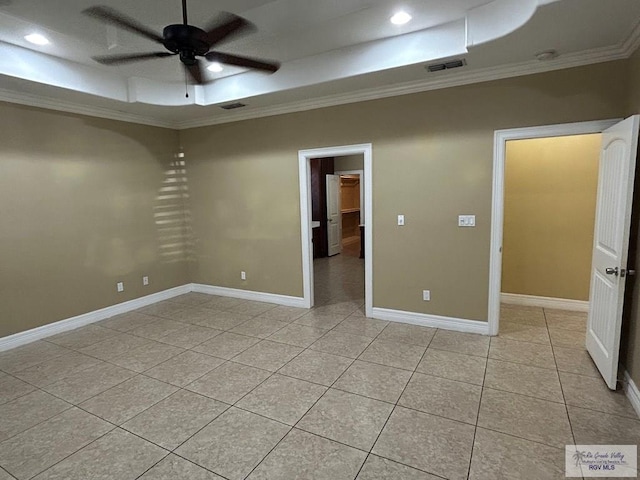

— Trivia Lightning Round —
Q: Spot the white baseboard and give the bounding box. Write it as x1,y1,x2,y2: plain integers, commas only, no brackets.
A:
0,285,191,352
623,370,640,419
0,283,307,352
500,293,589,312
191,284,307,308
1,282,492,353
371,307,490,335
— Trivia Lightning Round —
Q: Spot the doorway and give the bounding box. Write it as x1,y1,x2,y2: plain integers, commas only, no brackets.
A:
489,117,640,391
488,119,619,335
298,144,373,316
500,134,601,310
314,157,364,306
497,133,601,374
335,169,364,258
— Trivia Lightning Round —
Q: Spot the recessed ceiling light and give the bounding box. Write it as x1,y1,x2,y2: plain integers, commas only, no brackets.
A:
24,33,49,45
390,11,412,25
207,62,223,73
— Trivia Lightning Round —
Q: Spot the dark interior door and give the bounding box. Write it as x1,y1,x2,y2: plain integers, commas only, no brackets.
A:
311,157,334,258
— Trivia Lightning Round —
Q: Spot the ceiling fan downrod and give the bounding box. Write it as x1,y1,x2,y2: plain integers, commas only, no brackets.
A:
182,0,188,26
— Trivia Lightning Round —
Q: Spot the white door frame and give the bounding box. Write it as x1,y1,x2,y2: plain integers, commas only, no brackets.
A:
298,144,373,316
488,119,621,335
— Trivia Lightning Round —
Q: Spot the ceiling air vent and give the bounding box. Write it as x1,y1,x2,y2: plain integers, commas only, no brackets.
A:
426,58,467,73
220,102,247,110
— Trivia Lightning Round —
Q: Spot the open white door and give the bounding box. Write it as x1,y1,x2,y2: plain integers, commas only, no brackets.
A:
326,174,342,256
587,115,639,390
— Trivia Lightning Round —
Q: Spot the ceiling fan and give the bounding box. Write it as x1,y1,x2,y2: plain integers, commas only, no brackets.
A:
83,0,280,84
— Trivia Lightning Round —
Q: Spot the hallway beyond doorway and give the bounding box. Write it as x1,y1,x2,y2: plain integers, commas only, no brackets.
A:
313,254,364,308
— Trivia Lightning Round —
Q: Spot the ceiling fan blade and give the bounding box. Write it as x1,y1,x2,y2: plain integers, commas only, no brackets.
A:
184,60,204,84
203,12,256,46
92,52,175,65
83,6,164,44
205,51,280,73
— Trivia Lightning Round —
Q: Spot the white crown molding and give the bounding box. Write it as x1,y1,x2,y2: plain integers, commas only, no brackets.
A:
0,87,176,129
1,17,640,131
622,19,640,56
175,41,634,129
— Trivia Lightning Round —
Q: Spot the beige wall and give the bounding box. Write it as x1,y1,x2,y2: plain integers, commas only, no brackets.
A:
0,102,188,337
502,135,600,301
0,58,633,339
335,155,364,172
181,60,626,322
628,48,640,114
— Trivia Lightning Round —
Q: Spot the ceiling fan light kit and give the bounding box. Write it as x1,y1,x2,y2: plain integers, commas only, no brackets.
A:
83,0,280,85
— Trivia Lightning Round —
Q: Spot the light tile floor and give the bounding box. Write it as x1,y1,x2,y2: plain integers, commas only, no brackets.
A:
1,255,639,479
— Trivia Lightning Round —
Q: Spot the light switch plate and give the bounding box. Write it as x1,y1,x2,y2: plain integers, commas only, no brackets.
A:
458,215,476,227
398,215,405,226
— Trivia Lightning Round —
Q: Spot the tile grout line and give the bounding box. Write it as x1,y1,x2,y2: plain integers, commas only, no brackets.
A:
135,450,233,480
0,299,605,478
82,302,280,378
81,384,237,480
473,424,576,452
238,308,384,480
10,295,571,478
64,391,235,480
7,356,118,393
3,315,476,478
126,301,370,478
466,342,491,480
0,364,147,447
0,401,77,447
479,384,567,406
0,465,16,480
543,306,580,451
0,293,367,478
353,329,441,480
0,371,46,406
16,417,120,480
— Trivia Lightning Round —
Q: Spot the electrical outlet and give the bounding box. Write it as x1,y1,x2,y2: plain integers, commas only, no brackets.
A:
458,215,476,227
241,271,247,281
142,276,149,286
397,214,405,226
423,290,431,301
116,282,124,293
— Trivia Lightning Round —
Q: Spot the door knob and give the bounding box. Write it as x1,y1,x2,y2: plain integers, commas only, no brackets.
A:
605,267,619,276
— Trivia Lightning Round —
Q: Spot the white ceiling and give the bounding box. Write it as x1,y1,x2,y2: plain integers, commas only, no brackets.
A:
0,0,638,128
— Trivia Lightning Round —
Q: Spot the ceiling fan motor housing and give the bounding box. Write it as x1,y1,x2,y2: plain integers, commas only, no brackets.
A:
163,24,209,64
84,4,280,83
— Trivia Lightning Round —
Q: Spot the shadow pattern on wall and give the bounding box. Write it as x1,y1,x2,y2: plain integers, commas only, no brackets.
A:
154,157,194,263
